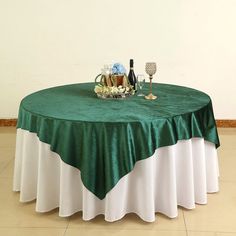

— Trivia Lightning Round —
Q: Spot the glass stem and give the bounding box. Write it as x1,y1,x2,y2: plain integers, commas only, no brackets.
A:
149,75,153,94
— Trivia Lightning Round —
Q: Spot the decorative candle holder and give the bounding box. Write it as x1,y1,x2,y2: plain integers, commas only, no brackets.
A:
145,62,157,100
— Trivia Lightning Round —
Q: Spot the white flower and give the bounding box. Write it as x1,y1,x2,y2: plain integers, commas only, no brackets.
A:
118,86,125,93
94,83,134,98
94,85,103,94
110,86,119,94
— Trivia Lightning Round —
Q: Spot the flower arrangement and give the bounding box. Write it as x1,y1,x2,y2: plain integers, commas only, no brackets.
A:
94,62,134,99
111,63,126,75
94,84,134,99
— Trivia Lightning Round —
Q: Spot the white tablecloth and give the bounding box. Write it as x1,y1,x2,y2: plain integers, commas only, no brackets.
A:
13,129,219,222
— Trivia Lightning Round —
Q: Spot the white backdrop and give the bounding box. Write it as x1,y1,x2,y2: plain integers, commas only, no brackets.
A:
0,0,236,118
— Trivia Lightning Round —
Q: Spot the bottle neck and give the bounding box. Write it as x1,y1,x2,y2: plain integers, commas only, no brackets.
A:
129,59,134,68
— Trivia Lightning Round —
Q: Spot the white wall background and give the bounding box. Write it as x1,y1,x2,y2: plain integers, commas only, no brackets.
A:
0,0,236,119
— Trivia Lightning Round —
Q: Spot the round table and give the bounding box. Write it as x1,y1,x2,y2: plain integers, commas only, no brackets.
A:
13,83,220,222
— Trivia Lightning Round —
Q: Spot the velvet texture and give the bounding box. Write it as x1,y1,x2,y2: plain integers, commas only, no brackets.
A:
17,83,220,199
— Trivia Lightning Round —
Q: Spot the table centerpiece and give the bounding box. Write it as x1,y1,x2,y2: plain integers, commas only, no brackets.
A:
94,63,135,99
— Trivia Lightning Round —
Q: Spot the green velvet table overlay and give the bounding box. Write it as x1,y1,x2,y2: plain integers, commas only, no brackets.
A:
17,82,220,200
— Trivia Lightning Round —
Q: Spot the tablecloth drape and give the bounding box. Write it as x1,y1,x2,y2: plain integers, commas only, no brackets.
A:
13,129,219,222
16,83,220,199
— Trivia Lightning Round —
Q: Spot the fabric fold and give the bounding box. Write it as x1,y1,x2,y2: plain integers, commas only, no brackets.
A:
13,130,219,222
16,83,220,199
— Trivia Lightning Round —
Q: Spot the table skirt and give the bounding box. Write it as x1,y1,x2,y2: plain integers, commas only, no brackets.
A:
13,129,219,222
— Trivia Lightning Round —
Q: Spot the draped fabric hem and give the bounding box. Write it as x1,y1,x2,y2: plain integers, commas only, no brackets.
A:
13,129,219,222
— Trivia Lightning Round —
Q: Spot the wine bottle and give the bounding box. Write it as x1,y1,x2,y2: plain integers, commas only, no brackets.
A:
128,59,137,92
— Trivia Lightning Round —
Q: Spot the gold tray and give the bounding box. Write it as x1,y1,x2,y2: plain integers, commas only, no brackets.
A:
96,91,133,99
94,85,134,99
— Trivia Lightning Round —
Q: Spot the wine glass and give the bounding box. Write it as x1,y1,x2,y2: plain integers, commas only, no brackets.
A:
145,62,157,100
137,74,146,96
